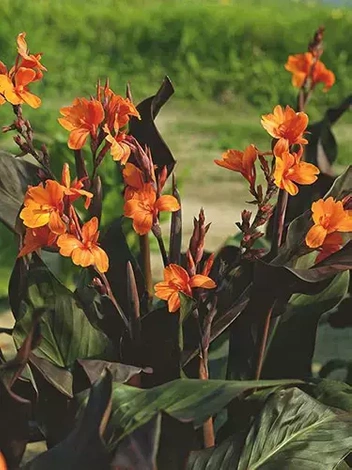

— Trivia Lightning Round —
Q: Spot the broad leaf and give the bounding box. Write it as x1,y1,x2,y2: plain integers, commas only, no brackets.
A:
0,151,39,233
13,256,110,370
25,370,112,469
112,413,161,470
237,387,352,469
263,271,349,379
76,359,149,385
76,378,301,450
309,379,352,413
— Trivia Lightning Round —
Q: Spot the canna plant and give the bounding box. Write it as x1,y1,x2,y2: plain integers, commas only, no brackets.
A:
0,27,351,470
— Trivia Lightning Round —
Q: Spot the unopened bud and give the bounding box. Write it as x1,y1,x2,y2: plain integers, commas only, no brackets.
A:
186,249,196,276
91,277,108,296
202,252,215,276
158,166,168,194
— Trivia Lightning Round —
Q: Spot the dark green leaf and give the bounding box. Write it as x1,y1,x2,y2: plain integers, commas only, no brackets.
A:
79,378,302,450
25,370,112,469
0,151,39,233
13,256,110,370
76,359,150,385
29,354,73,397
237,387,352,469
309,379,352,413
129,76,176,175
263,271,349,379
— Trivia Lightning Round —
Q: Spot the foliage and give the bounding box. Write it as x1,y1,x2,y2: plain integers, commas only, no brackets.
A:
0,23,351,470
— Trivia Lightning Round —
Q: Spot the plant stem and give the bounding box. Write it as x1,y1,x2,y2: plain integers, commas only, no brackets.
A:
152,224,169,267
194,308,215,448
139,234,153,301
99,272,129,330
254,306,274,380
269,189,289,259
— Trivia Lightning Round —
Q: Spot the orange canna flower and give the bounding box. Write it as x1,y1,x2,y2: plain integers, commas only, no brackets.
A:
155,263,216,313
103,124,131,164
124,183,180,235
315,232,343,264
0,67,41,108
285,53,335,92
122,163,144,200
58,97,104,149
20,180,66,234
261,105,308,147
214,144,257,187
16,32,46,80
19,226,57,257
312,60,335,92
61,163,93,209
273,142,319,196
57,217,109,273
306,197,352,249
101,88,140,133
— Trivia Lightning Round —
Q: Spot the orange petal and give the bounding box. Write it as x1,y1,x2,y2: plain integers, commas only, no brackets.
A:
20,205,50,228
122,163,144,189
0,75,22,105
91,246,109,273
306,224,327,248
282,178,298,196
273,139,289,157
46,180,65,205
49,211,66,235
155,195,180,212
61,163,71,188
14,67,36,87
164,264,190,286
57,234,83,256
132,210,153,235
336,213,352,232
19,89,41,109
154,281,174,300
290,162,319,185
168,291,181,313
82,217,99,242
58,116,75,132
190,274,216,289
72,247,94,268
17,32,28,57
68,128,90,150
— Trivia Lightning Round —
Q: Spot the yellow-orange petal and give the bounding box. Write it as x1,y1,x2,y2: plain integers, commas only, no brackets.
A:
72,247,95,268
336,213,352,232
58,117,75,132
273,139,289,157
290,161,319,185
123,163,144,189
133,210,153,235
82,217,99,242
154,281,174,300
57,234,83,256
19,89,41,109
91,246,109,273
190,274,216,289
0,75,22,105
0,451,7,470
48,211,66,235
155,195,180,212
168,291,181,313
68,128,90,150
164,264,190,285
282,178,298,196
20,205,50,228
306,224,328,248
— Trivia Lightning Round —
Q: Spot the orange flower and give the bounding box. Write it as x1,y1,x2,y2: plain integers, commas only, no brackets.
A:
273,142,319,196
103,124,131,164
20,180,66,234
122,163,144,200
57,217,109,273
214,144,257,187
58,97,104,149
261,105,308,147
124,183,180,235
315,232,343,263
101,88,140,133
285,53,335,92
306,197,352,248
154,264,216,313
19,226,57,257
16,32,46,80
0,67,41,108
61,163,93,209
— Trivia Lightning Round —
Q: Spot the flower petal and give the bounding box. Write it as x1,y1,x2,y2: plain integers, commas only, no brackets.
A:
68,128,90,150
190,275,216,289
306,224,328,248
72,247,94,268
155,195,180,212
168,291,181,313
57,234,83,257
49,211,66,235
82,217,99,242
91,246,109,273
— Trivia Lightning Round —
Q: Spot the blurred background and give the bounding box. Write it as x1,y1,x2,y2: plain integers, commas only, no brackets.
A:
0,0,351,290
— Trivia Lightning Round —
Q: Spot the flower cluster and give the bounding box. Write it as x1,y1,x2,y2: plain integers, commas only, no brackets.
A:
122,150,180,236
0,33,45,108
19,165,109,273
285,52,335,92
58,81,140,165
